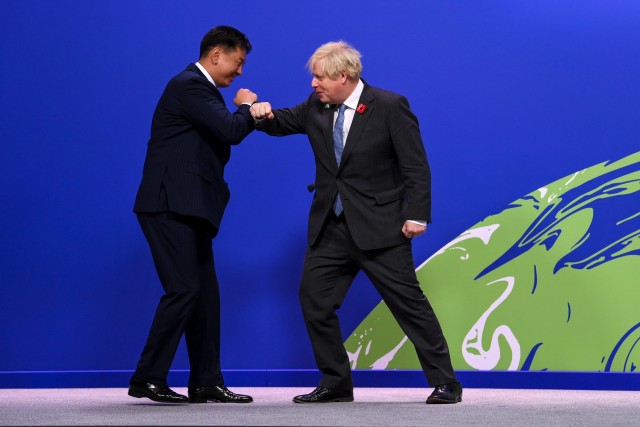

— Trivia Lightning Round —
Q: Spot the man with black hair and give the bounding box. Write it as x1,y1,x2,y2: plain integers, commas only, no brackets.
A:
129,26,256,404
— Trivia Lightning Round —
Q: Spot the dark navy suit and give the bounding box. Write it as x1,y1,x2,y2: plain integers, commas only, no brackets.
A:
132,63,254,387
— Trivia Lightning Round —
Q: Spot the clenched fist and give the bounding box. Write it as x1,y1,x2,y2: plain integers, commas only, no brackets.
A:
250,102,274,120
234,88,258,106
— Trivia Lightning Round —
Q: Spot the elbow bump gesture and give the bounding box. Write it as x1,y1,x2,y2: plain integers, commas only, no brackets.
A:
250,102,274,120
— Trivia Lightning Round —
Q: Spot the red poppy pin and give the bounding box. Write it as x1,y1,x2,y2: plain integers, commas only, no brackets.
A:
356,103,367,114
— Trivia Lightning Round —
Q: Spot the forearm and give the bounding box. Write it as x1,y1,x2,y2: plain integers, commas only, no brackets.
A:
251,98,310,137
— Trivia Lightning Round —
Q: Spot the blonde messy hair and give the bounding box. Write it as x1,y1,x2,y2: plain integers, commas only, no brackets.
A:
306,41,362,80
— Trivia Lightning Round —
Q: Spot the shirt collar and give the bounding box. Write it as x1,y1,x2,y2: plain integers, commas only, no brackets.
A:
342,79,365,110
195,61,216,87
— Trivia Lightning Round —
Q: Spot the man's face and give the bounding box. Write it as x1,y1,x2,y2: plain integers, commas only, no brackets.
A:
211,47,247,88
311,60,345,104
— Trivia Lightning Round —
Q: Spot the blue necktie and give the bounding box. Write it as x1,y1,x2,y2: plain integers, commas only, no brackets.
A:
333,104,347,215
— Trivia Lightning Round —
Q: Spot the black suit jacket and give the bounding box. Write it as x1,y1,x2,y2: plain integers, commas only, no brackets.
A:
258,83,431,250
134,63,254,236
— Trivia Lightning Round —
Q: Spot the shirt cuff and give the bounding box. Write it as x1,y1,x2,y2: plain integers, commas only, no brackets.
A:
407,220,427,227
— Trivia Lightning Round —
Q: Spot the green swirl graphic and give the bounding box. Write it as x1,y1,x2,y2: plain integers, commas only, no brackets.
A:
345,151,640,372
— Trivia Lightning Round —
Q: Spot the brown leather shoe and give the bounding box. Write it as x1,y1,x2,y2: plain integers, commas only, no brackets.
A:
188,385,253,403
426,381,463,404
128,377,188,404
293,386,354,403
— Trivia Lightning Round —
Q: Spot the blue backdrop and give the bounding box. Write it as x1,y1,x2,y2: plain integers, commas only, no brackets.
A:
1,1,639,385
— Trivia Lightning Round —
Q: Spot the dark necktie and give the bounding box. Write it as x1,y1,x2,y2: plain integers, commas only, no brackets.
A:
333,104,347,215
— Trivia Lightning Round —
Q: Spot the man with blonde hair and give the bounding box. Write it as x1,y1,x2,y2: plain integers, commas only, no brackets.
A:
251,41,462,404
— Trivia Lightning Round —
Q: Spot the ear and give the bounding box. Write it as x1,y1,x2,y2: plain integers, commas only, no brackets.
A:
341,71,348,84
210,46,222,65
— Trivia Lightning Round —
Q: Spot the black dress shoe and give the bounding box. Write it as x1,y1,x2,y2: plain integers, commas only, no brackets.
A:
128,377,188,403
293,386,354,403
426,381,463,404
188,385,253,403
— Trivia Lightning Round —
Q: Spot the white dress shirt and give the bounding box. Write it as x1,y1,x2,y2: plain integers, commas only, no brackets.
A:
332,79,364,147
195,61,216,86
195,61,252,106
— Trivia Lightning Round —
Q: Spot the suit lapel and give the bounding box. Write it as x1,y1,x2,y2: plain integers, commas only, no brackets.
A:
212,86,225,106
188,63,225,105
339,89,374,171
322,104,338,170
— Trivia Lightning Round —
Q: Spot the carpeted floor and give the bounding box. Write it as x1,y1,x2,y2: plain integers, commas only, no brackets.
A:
1,387,639,426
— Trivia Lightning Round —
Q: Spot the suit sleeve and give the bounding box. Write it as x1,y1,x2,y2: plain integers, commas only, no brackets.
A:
389,96,432,223
256,98,310,136
181,78,254,145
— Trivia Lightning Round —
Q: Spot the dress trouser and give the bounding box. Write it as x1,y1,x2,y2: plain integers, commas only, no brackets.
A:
299,214,457,391
133,212,223,388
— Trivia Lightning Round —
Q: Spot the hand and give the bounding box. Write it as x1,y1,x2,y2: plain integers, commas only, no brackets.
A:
402,221,427,239
234,88,257,106
250,102,275,120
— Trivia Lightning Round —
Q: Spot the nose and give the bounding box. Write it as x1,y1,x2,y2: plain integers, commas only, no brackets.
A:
311,77,318,88
236,64,243,76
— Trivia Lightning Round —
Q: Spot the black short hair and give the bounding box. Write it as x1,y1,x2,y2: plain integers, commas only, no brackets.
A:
199,26,252,59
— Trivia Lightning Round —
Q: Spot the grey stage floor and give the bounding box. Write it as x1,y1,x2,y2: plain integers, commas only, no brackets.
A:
1,387,639,426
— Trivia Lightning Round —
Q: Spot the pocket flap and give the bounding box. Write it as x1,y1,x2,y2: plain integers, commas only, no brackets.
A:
375,186,404,205
185,163,213,183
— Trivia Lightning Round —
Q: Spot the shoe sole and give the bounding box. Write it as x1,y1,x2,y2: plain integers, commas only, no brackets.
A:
128,389,149,399
426,397,462,404
128,388,188,404
293,396,354,403
189,396,253,404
